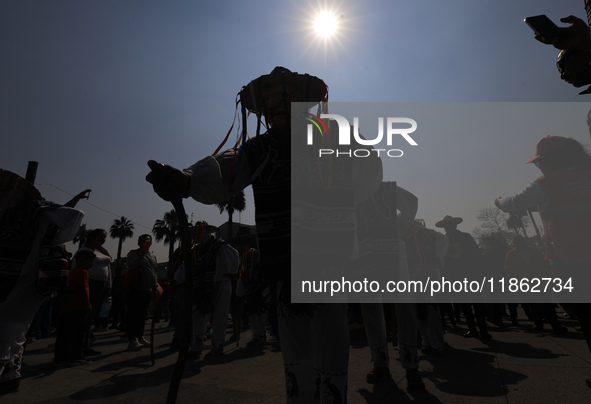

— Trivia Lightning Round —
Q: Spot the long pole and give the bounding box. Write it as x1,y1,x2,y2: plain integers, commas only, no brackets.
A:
166,197,194,404
527,209,545,253
150,296,162,366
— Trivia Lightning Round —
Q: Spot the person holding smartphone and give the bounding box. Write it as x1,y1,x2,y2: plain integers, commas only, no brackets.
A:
528,14,591,93
125,234,158,351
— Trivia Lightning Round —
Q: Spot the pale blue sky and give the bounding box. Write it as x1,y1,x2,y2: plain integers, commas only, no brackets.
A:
2,0,590,261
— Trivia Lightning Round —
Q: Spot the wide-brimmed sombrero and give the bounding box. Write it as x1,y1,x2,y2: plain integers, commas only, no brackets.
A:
435,215,463,228
240,66,328,114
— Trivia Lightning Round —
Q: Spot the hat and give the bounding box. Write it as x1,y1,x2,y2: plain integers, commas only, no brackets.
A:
240,66,328,114
191,221,218,235
435,215,463,228
525,136,571,164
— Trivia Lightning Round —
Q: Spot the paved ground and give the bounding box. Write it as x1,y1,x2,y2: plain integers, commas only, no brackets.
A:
6,306,591,403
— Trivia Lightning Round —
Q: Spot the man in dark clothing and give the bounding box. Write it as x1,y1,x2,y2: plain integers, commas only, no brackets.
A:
146,67,382,402
436,215,491,340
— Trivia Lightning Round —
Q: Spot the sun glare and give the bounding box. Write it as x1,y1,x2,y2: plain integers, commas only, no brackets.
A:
292,1,360,65
314,11,338,38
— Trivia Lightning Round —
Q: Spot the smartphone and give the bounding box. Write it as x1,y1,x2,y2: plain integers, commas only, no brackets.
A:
524,15,560,44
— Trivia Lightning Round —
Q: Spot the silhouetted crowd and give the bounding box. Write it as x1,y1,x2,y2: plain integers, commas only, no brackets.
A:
4,3,591,401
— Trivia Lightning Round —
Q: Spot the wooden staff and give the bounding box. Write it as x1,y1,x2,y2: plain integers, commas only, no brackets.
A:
150,286,163,366
166,197,194,404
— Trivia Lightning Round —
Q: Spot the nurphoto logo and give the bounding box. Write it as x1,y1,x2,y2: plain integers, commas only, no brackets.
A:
304,112,418,158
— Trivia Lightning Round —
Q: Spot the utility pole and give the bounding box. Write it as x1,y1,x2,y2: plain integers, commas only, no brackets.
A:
527,209,545,252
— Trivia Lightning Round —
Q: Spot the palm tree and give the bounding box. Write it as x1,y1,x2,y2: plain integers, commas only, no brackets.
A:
216,190,246,241
72,223,88,249
109,216,134,265
152,210,181,268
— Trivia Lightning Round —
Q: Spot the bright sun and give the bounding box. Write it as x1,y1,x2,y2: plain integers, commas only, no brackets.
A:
293,2,357,61
314,11,338,38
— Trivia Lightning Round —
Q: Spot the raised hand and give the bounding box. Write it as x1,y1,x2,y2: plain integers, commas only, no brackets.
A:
146,160,190,202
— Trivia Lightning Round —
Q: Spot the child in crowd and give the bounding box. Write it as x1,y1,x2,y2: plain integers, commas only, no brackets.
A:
54,249,94,365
